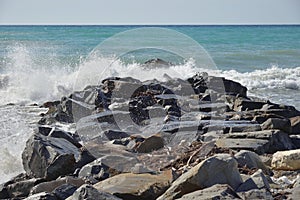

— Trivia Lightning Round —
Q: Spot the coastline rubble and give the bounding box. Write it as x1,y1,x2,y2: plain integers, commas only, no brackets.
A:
1,71,300,200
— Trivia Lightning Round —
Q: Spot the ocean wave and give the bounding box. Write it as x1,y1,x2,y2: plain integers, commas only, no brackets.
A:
0,44,299,107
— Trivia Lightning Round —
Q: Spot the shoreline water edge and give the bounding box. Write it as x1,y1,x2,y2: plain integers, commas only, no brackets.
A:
0,69,300,199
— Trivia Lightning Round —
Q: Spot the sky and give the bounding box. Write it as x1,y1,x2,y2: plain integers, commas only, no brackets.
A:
0,0,299,25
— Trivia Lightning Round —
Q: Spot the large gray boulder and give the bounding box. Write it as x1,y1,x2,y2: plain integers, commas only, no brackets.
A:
157,154,243,200
22,133,93,180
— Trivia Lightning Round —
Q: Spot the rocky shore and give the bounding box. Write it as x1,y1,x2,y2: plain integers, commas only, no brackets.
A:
1,71,300,200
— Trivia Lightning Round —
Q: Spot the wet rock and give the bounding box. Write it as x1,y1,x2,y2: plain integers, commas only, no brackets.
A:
135,134,164,153
0,175,41,198
78,159,110,184
271,149,300,170
176,184,241,200
94,170,174,200
157,154,243,200
52,184,77,200
22,133,81,180
66,184,122,200
236,169,270,192
261,118,291,133
30,176,84,195
25,192,57,200
234,150,272,175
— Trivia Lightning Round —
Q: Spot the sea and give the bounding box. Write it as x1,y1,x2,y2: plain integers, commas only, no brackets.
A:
0,25,300,183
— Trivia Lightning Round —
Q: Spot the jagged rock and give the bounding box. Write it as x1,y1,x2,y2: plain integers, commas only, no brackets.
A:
30,176,84,195
176,184,241,200
234,150,272,175
261,118,291,133
135,134,164,153
271,149,300,170
238,189,273,200
25,192,57,200
0,174,41,199
52,184,77,200
22,133,92,180
66,184,122,200
157,154,243,200
217,130,295,154
94,170,174,200
103,130,130,140
234,99,266,111
236,169,270,192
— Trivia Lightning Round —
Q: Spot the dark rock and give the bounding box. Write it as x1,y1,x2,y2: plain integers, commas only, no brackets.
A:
135,134,164,153
67,184,122,200
30,176,84,195
261,118,291,133
22,133,80,180
103,130,130,140
217,130,295,154
234,99,266,111
52,184,77,200
176,184,241,200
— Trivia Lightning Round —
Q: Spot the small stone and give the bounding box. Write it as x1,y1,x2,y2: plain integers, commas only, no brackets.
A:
135,134,164,153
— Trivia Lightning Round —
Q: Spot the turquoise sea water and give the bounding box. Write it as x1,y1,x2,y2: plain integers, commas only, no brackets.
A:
0,25,300,184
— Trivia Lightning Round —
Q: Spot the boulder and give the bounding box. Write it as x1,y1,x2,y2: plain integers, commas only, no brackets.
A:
261,118,291,133
234,99,266,111
234,150,272,175
94,170,174,200
22,133,91,180
135,134,164,153
66,184,122,200
176,184,240,200
157,154,243,200
271,149,300,170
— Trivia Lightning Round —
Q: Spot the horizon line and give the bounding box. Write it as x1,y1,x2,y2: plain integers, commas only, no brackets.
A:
0,22,300,26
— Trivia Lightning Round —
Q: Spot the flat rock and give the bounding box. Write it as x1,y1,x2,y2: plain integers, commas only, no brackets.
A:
220,130,295,154
157,154,243,200
66,184,122,200
30,176,84,195
176,184,240,200
271,149,300,170
238,189,273,200
94,170,173,200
